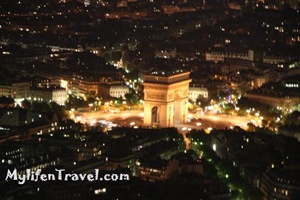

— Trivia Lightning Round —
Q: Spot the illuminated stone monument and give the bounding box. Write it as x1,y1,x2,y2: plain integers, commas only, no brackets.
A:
143,70,191,127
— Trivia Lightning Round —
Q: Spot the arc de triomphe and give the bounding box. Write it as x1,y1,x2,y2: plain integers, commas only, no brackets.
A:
143,70,191,127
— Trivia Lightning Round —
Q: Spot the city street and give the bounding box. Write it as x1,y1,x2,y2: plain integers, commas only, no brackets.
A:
72,109,252,131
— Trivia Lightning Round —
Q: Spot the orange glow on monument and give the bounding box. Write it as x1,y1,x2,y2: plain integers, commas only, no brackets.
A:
143,70,191,127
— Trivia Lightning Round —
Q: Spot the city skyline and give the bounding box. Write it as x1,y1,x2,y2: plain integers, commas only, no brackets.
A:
0,0,300,199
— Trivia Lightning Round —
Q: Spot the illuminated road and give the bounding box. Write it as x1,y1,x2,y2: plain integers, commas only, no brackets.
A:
73,110,144,127
187,113,251,130
72,109,253,131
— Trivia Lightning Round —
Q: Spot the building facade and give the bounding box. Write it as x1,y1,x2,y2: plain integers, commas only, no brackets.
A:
244,93,299,111
0,109,45,126
188,87,208,102
28,87,67,105
109,85,129,99
260,170,300,200
0,82,31,99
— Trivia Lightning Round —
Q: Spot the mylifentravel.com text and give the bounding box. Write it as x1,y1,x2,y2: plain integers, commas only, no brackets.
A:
5,168,130,185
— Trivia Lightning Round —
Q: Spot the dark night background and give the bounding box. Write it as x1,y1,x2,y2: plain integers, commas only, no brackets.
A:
0,0,300,199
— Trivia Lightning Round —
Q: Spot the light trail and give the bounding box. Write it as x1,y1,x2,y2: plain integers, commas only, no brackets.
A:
71,109,254,148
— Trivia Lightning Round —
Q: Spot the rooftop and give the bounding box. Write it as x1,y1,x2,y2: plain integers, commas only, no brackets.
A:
147,69,189,77
143,70,191,85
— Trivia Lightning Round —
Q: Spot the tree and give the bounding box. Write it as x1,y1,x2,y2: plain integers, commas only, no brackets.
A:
164,128,185,150
187,129,211,145
196,96,210,109
0,96,14,106
67,95,88,108
21,99,31,110
202,158,218,178
32,101,51,112
186,149,198,160
201,145,220,164
284,111,300,126
125,92,139,105
86,95,96,104
262,119,268,127
247,123,256,132
50,102,68,121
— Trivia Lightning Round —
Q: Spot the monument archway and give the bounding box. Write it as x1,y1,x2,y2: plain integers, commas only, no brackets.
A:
143,71,191,127
151,106,159,125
